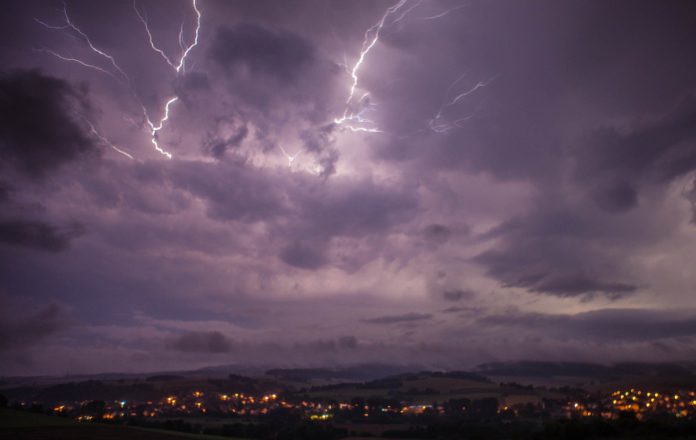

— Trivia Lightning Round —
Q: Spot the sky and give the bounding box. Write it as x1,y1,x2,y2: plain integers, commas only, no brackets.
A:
2,0,696,376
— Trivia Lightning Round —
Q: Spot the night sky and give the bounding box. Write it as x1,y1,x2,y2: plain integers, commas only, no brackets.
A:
2,0,696,376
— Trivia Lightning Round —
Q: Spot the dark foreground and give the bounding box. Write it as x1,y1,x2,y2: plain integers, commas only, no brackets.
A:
5,407,696,440
0,408,234,440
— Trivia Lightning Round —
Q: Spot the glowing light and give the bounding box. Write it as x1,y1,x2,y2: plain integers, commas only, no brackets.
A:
142,97,178,159
449,79,494,105
333,0,490,135
33,48,120,82
134,0,202,158
333,0,412,133
87,121,135,160
279,145,302,167
392,0,423,25
427,74,496,133
35,5,130,84
133,0,201,73
422,4,467,20
347,0,407,104
37,1,204,159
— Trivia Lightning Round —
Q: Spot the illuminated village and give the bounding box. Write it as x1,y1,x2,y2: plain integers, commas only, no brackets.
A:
4,369,696,439
36,387,696,424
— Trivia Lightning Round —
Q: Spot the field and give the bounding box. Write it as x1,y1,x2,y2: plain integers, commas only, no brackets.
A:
0,408,239,440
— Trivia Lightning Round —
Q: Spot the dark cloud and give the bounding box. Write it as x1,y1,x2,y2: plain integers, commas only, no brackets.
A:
472,193,642,298
0,300,68,351
423,224,451,244
362,313,432,325
2,0,696,375
531,274,636,298
280,240,327,270
301,336,359,352
300,125,335,154
205,125,249,159
687,179,696,223
300,125,338,176
337,335,358,349
170,160,287,222
590,180,638,213
294,179,418,239
204,20,341,136
0,69,95,179
443,289,475,302
210,23,315,82
168,331,234,354
575,94,696,189
0,181,12,203
474,247,637,298
0,219,84,252
479,308,696,342
176,72,211,93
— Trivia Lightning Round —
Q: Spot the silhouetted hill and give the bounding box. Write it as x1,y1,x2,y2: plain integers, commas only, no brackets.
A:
477,360,696,379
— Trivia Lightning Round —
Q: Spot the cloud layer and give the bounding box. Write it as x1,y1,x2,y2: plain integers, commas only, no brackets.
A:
1,0,696,375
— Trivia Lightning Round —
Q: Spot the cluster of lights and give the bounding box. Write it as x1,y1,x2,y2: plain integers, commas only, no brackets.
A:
609,389,695,417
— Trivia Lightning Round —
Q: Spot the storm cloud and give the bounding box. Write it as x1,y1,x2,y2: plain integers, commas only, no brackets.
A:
0,69,95,179
1,0,696,375
0,299,69,351
169,331,234,354
0,219,84,252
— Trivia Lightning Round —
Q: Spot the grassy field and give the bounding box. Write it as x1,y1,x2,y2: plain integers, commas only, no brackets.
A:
0,408,77,428
0,408,241,440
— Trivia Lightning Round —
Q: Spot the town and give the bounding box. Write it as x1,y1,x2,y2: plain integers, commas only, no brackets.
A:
43,387,696,422
4,370,696,439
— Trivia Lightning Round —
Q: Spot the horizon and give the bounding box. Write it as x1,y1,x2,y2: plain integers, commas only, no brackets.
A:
3,0,696,377
6,359,696,381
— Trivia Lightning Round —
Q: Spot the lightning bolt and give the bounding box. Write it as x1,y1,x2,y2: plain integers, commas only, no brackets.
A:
133,3,176,70
279,145,302,167
449,78,494,105
427,74,496,133
36,0,203,160
35,4,141,160
345,0,408,106
33,48,120,82
392,0,423,25
179,23,186,51
331,1,491,136
422,4,467,20
86,122,135,160
134,0,201,73
142,97,178,160
35,5,130,85
134,0,202,158
333,0,414,133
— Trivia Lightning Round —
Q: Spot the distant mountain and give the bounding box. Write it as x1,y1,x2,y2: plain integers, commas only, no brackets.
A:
477,361,614,378
264,363,421,383
475,360,696,389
